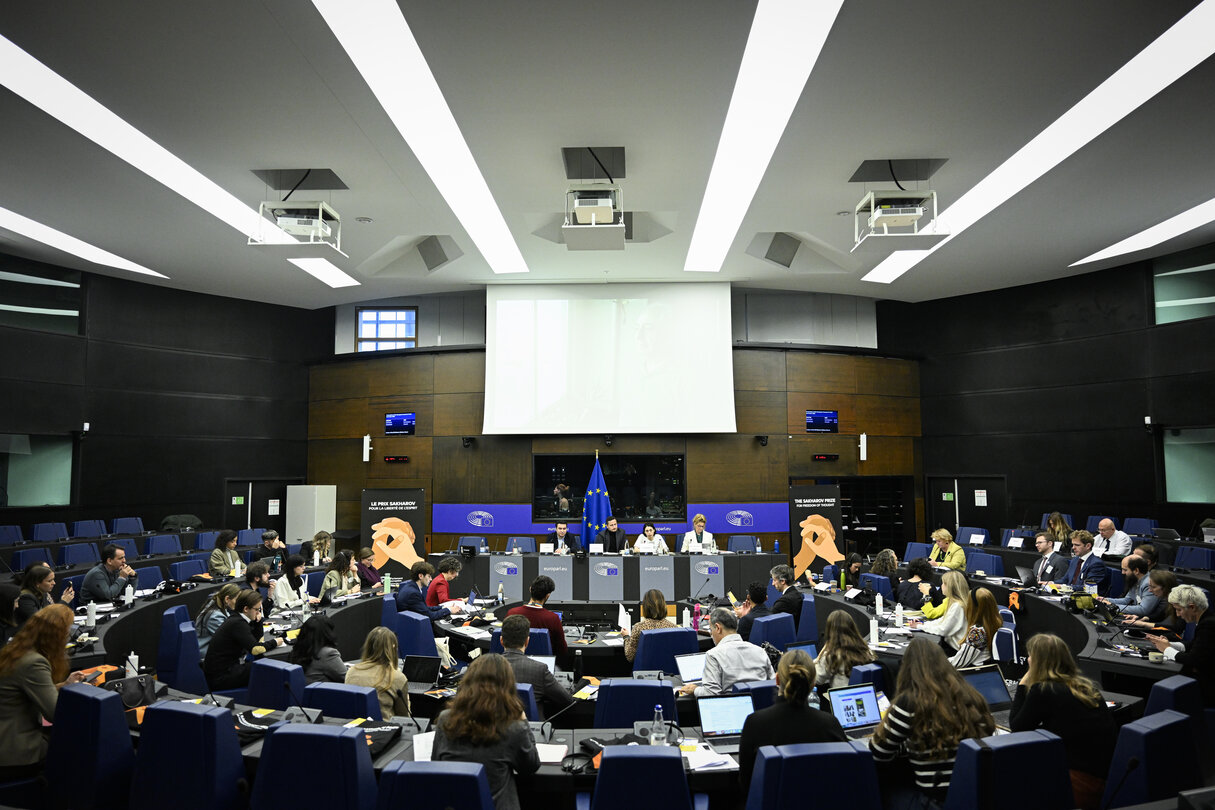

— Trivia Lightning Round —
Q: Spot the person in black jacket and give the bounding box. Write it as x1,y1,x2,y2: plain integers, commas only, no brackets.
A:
499,614,574,719
1149,584,1215,707
769,564,802,630
15,565,73,626
738,648,847,792
594,517,627,553
736,581,772,642
896,557,940,611
203,589,282,690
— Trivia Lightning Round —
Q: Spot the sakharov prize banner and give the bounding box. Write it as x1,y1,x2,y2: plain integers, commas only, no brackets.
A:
787,484,845,580
361,488,428,578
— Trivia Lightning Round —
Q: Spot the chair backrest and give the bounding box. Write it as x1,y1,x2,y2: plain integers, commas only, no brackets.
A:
821,564,838,584
133,566,164,589
516,683,540,720
1105,566,1125,598
155,605,191,683
250,725,376,810
904,541,932,560
186,551,211,564
458,536,487,551
32,521,68,542
506,536,536,553
1122,518,1157,536
1040,513,1073,529
589,746,695,810
594,678,678,727
59,574,84,607
728,535,758,552
997,607,1015,627
1144,675,1205,744
1086,515,1118,533
112,517,145,535
71,519,107,538
108,537,137,560
146,534,182,555
237,529,262,546
12,547,53,570
130,701,245,810
0,524,25,545
993,627,1017,664
247,658,305,710
957,526,990,546
194,530,218,549
750,613,795,652
169,559,206,580
45,684,135,810
1174,546,1215,571
858,573,893,600
376,761,494,810
771,741,880,807
848,663,887,696
59,541,100,567
632,627,699,674
796,595,818,642
732,679,778,711
395,610,439,657
1102,710,1199,809
745,745,783,810
527,627,553,655
303,682,383,721
943,730,1073,810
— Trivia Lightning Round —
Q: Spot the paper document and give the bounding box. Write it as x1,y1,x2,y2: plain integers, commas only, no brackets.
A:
683,749,735,770
412,731,435,761
536,744,569,763
617,603,631,634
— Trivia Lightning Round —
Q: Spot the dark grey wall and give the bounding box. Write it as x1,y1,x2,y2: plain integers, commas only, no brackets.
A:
878,261,1215,535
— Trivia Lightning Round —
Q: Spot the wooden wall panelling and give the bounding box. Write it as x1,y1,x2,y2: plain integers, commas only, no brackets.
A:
309,399,370,439
308,438,370,502
854,395,922,436
786,393,857,434
785,352,858,393
856,356,920,397
311,354,435,401
732,349,786,391
857,437,916,476
431,435,531,503
686,435,788,502
366,397,435,437
734,390,787,435
432,393,484,436
530,436,686,454
434,352,486,393
787,435,860,477
366,436,434,479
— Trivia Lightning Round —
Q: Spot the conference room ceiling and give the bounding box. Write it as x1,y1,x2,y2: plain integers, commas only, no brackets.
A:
1,1,1213,309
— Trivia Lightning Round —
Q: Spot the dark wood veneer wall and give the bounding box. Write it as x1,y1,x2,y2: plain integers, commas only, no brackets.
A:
307,349,924,538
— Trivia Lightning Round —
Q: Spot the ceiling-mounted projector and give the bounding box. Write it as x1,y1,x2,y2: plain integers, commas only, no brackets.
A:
852,189,940,252
250,199,345,255
573,195,614,225
563,185,625,250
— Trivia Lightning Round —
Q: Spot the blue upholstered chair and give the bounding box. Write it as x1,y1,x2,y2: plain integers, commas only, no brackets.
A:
70,519,107,538
1101,710,1199,809
170,623,246,702
796,595,818,643
155,604,190,685
132,566,164,588
594,679,678,727
849,662,888,696
32,521,68,542
304,682,383,721
377,761,493,810
393,609,439,657
459,536,488,552
490,627,553,655
112,517,145,535
0,524,24,545
1122,518,1157,536
632,627,698,674
904,541,933,560
576,746,707,810
108,537,138,561
749,613,795,652
1174,546,1215,571
727,535,758,552
943,730,1073,810
146,534,182,555
250,725,376,810
12,547,53,570
237,529,262,546
247,659,305,711
1085,515,1118,533
44,685,134,810
130,701,246,810
59,542,100,567
1144,675,1205,745
169,559,206,580
859,573,893,600
745,741,878,810
957,526,990,546
516,683,541,720
732,679,777,711
506,536,536,553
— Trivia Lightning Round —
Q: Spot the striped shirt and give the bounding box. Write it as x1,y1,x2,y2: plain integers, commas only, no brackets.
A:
869,698,957,794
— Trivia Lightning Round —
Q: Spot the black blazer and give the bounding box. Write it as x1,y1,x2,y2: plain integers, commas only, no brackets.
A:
738,697,846,790
502,649,574,719
594,528,627,553
1009,681,1116,777
1033,552,1068,583
203,614,277,684
546,531,581,553
771,588,803,630
738,605,772,642
1176,610,1215,708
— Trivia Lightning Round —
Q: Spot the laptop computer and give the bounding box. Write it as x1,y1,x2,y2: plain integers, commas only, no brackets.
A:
674,651,708,683
825,682,883,740
1153,528,1181,540
959,664,1014,728
698,693,754,754
403,654,442,694
528,655,557,674
785,640,817,658
1015,565,1038,587
317,585,337,608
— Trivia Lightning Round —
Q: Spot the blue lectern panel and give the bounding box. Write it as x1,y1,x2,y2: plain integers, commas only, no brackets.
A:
488,557,524,603
538,556,573,599
637,556,676,602
686,555,725,600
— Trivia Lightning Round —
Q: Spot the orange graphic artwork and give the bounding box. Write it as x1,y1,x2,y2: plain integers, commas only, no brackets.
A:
793,514,844,580
370,517,423,571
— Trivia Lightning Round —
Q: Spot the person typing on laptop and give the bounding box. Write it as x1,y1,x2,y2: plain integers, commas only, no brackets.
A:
499,615,574,719
679,608,773,697
397,561,463,621
1099,555,1155,617
426,556,462,607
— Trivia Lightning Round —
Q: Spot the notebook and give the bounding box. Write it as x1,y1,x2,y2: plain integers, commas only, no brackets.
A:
825,682,882,740
674,651,708,683
959,664,1013,728
698,693,754,753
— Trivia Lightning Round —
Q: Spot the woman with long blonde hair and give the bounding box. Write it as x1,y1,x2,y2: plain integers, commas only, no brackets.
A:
344,626,410,719
814,610,875,689
917,570,970,651
949,587,1002,668
1010,633,1115,810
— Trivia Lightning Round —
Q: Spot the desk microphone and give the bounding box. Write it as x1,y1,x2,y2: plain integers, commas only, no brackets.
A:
279,681,323,724
691,577,712,604
1101,756,1139,810
531,695,580,742
195,661,233,709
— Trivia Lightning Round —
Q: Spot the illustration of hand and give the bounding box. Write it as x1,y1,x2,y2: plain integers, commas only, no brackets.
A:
371,517,423,570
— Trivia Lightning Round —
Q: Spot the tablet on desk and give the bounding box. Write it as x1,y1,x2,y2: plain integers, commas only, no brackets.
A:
674,651,707,683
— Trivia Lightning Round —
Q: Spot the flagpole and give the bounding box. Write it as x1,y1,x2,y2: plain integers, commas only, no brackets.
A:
595,449,599,458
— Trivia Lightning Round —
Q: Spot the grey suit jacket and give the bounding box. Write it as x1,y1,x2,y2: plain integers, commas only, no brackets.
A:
0,652,59,768
502,649,573,719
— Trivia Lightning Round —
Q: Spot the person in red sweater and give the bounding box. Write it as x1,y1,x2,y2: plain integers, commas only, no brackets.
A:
506,576,567,656
426,556,463,607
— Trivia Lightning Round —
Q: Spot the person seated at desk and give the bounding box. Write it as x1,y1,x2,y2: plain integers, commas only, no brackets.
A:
79,543,137,604
320,552,361,598
15,564,73,626
208,529,241,578
1032,530,1069,583
1010,633,1116,810
397,561,463,621
1045,511,1073,551
355,546,384,592
248,529,286,573
768,564,802,630
869,548,901,595
194,583,241,657
301,530,333,566
594,516,627,553
631,522,668,554
345,626,411,719
1121,570,1178,631
0,604,89,781
506,575,567,656
203,590,282,690
1100,555,1155,617
928,528,966,571
897,557,940,611
1147,584,1215,707
274,555,316,612
680,513,717,553
1054,531,1110,596
949,587,1001,669
241,562,277,610
546,522,580,554
842,553,865,589
426,556,462,607
1133,543,1159,570
500,614,574,719
914,570,969,652
679,608,774,697
736,580,772,643
0,583,19,647
289,615,345,684
625,588,677,661
814,610,875,690
739,648,846,792
433,654,539,810
1093,519,1132,559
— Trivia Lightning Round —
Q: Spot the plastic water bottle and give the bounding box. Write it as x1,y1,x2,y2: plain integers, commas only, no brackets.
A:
870,619,879,646
481,539,489,553
693,602,702,631
313,550,320,567
127,654,139,679
895,603,904,628
383,573,392,593
682,607,692,628
86,601,97,630
124,584,135,606
650,704,667,745
755,536,762,553
497,581,505,605
773,539,780,554
875,592,884,616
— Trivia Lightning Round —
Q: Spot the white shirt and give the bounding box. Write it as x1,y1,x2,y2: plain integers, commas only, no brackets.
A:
921,600,967,650
693,633,774,696
680,530,717,553
632,534,668,554
274,574,308,610
1093,529,1132,558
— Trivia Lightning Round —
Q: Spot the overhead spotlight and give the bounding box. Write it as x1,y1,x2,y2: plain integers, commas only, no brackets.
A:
603,435,614,447
462,436,475,448
755,435,768,447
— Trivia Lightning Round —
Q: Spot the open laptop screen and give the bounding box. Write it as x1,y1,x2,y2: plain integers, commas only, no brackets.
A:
959,665,1012,709
402,655,442,685
528,655,556,674
674,652,707,683
785,640,817,658
698,694,754,738
826,683,881,731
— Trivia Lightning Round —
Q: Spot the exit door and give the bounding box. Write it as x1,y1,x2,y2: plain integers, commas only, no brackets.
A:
222,478,303,534
926,476,1008,539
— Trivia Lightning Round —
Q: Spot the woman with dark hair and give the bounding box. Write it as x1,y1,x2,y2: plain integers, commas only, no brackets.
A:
1010,633,1115,809
203,590,282,690
274,554,313,611
897,557,940,611
1046,512,1073,551
739,648,846,791
0,604,87,778
195,583,242,656
814,610,875,690
1122,570,1181,635
950,587,1002,668
355,547,384,591
0,583,19,646
209,530,240,577
870,638,996,804
345,626,410,719
842,553,865,589
631,523,668,555
321,552,360,597
15,564,73,625
289,615,345,683
624,588,676,661
869,548,901,595
432,654,539,810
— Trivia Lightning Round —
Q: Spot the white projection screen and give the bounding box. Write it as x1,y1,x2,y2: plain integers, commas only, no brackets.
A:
484,283,737,435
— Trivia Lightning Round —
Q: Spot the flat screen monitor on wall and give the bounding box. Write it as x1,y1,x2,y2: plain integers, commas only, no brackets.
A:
533,453,686,522
806,410,839,433
385,412,416,435
483,283,736,435
1163,427,1215,502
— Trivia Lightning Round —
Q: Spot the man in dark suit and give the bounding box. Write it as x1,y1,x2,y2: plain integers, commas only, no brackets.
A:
594,516,627,553
769,564,802,630
1032,531,1068,583
396,561,463,620
546,522,581,554
1055,530,1110,596
736,580,772,642
500,614,574,719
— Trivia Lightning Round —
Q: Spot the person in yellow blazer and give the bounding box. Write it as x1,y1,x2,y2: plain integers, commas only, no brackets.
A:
928,528,967,571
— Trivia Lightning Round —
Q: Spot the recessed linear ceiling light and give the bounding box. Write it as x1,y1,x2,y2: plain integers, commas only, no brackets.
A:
862,0,1215,285
0,34,359,289
313,0,528,275
287,257,360,289
682,0,845,274
0,205,165,278
1071,196,1215,266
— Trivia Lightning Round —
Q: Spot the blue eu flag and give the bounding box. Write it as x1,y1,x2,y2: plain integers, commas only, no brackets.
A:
581,457,611,549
